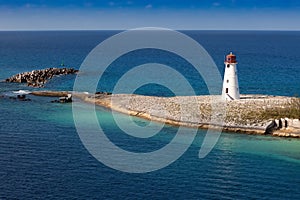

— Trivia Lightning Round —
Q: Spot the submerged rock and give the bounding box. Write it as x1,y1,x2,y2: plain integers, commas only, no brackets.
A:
59,94,72,103
51,94,72,103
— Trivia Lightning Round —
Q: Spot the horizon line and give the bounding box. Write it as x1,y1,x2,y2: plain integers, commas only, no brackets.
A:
1,29,300,32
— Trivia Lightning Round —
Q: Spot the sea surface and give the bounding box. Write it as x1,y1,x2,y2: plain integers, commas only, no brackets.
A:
0,31,300,199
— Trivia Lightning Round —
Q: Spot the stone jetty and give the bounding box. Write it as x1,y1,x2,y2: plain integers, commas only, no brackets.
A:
5,68,78,87
74,92,300,138
88,94,300,138
27,91,300,138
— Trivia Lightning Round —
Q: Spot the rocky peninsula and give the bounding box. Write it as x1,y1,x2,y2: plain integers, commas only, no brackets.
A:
31,91,300,138
5,68,78,87
4,69,299,138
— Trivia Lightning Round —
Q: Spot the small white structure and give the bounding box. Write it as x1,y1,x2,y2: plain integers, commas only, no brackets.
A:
222,52,240,100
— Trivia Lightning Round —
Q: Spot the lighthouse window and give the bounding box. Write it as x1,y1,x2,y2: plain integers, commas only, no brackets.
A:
227,64,230,68
226,80,229,83
226,88,228,93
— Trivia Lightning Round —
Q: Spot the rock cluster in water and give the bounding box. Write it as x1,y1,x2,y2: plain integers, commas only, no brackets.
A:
5,68,79,87
9,94,32,101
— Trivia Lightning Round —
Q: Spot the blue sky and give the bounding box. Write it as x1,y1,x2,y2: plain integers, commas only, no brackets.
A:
0,0,300,30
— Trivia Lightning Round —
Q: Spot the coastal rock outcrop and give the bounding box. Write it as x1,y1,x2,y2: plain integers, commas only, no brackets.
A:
5,67,79,87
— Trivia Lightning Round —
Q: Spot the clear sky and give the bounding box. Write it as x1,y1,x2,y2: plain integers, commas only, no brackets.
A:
0,0,300,30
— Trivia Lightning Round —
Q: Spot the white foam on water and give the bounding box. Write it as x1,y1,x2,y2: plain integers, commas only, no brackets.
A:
12,90,31,95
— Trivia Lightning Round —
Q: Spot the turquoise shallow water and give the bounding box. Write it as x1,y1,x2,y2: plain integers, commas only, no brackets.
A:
0,31,300,199
1,97,300,199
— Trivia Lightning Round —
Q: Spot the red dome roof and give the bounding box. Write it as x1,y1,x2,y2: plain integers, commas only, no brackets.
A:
225,52,237,63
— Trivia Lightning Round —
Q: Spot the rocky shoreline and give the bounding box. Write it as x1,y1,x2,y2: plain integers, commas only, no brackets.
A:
88,93,300,138
30,91,300,138
5,68,78,87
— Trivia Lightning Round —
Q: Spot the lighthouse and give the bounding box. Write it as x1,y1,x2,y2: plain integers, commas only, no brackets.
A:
222,52,240,100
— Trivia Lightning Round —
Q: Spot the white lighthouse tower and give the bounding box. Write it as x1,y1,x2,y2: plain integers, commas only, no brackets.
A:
222,52,240,100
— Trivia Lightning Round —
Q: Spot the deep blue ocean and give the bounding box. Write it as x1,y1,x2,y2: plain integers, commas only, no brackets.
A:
0,31,300,199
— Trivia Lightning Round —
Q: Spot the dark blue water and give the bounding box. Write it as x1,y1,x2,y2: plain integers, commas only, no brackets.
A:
1,31,300,96
0,31,300,199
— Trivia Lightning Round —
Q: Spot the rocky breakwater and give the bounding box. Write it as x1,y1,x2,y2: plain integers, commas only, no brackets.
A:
24,91,300,138
80,93,300,138
5,68,79,87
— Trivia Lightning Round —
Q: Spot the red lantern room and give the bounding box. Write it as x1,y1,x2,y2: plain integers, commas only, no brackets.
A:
225,52,237,64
